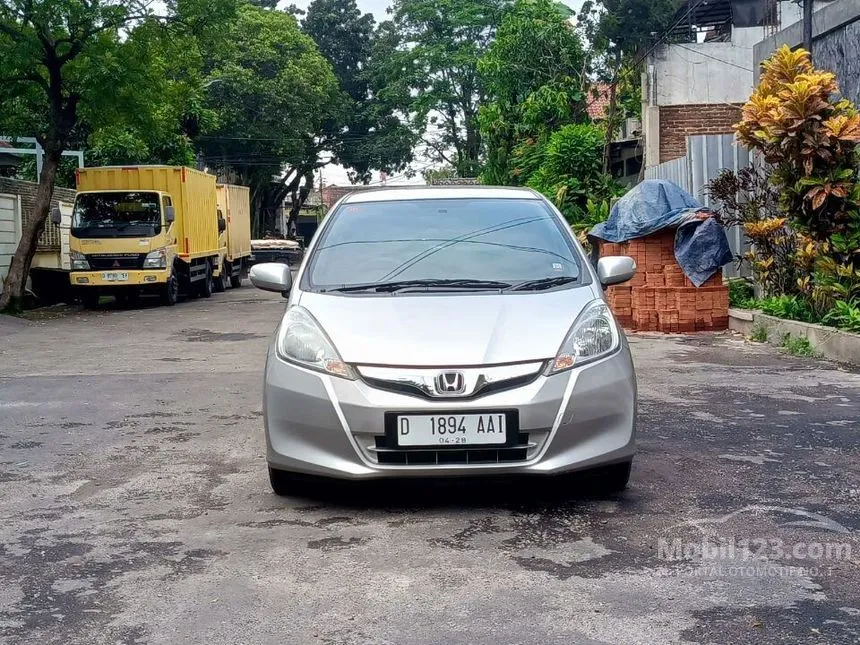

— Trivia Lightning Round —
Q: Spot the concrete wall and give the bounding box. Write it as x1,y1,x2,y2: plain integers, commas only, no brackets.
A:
754,0,860,108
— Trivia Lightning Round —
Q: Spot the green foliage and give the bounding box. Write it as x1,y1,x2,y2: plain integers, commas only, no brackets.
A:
727,279,757,309
478,0,588,184
302,0,415,182
750,325,769,343
780,334,817,357
759,295,818,323
822,299,860,333
383,0,508,177
422,165,458,184
520,124,623,228
735,46,860,316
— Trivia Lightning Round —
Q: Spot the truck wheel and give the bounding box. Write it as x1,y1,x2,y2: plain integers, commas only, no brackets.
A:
214,262,227,293
160,272,179,306
81,291,100,309
229,262,242,289
199,262,214,298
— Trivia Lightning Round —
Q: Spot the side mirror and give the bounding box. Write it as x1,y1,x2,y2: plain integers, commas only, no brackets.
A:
218,215,226,233
164,205,175,224
597,256,637,287
50,207,62,225
250,262,293,296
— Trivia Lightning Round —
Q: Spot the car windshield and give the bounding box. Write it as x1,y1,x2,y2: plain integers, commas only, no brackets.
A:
306,197,582,292
72,192,162,237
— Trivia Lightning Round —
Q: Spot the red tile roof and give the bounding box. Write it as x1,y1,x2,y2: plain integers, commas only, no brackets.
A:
587,83,611,120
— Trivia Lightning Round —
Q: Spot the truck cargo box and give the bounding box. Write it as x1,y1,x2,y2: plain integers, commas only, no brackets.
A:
216,184,252,262
76,166,219,259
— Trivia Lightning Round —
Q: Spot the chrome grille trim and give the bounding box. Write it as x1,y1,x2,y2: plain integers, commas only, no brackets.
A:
355,361,545,399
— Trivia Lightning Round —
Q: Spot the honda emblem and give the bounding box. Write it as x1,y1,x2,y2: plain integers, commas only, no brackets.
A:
435,371,466,395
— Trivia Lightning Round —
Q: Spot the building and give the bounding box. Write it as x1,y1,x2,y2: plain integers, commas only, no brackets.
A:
642,0,826,168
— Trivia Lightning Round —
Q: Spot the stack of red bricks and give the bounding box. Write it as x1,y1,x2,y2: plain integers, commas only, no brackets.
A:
600,229,729,333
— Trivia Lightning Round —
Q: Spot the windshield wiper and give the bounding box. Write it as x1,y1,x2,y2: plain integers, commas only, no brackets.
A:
508,276,579,291
325,278,513,293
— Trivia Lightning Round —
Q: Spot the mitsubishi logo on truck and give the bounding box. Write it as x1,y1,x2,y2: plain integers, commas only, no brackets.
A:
113,260,120,267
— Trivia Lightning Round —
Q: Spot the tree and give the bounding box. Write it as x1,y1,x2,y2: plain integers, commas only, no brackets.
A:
196,3,341,236
382,0,508,178
302,0,416,186
478,0,588,184
579,0,676,170
0,0,233,311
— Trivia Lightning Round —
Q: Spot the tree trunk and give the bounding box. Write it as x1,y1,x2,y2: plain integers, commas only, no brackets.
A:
0,150,60,312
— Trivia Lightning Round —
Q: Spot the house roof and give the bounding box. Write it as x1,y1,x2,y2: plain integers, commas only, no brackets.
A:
587,83,611,120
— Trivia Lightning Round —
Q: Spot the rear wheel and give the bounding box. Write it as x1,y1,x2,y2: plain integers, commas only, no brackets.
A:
160,272,179,306
268,466,302,497
199,261,214,298
214,261,227,293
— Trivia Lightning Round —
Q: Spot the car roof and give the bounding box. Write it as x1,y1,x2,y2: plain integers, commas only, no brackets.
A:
341,186,542,204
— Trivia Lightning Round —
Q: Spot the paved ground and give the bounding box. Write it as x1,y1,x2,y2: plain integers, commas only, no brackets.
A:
1,286,859,645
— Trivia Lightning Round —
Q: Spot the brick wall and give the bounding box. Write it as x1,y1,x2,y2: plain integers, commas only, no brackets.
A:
0,178,76,250
659,104,742,163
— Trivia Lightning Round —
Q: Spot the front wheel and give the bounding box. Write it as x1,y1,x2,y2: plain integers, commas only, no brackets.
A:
592,460,632,494
229,262,242,289
268,466,303,497
214,262,227,293
199,261,214,298
80,290,100,309
160,272,179,306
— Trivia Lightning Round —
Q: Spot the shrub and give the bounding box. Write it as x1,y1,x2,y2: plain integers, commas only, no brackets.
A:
727,278,757,309
780,334,817,357
734,46,860,313
751,324,769,343
822,299,860,333
759,294,817,323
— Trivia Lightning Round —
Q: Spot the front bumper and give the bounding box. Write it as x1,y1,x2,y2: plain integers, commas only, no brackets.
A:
263,347,637,479
69,269,169,287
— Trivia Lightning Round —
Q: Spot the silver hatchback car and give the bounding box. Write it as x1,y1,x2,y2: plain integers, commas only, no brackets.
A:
250,187,637,496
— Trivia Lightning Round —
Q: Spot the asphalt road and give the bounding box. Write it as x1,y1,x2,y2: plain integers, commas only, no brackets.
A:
1,286,859,645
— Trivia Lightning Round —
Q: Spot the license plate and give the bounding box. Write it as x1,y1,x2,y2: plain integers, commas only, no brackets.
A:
396,413,507,447
102,272,128,282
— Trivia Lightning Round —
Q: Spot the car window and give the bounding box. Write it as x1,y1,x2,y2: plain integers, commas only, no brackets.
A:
305,197,582,290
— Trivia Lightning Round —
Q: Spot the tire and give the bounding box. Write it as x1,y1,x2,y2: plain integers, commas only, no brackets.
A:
214,262,227,293
593,460,632,494
81,291,100,309
268,466,302,497
160,271,179,306
199,261,214,298
229,262,242,289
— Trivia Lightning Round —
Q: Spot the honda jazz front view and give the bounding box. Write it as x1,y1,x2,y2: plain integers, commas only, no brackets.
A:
250,187,638,496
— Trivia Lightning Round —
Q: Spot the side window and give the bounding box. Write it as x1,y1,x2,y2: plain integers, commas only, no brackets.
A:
162,195,172,210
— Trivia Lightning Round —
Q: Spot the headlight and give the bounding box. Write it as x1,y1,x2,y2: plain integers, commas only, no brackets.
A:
547,299,620,374
143,248,168,269
277,306,354,379
70,251,90,271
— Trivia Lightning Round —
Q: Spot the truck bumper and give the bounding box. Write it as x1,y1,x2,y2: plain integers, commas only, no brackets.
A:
69,269,170,287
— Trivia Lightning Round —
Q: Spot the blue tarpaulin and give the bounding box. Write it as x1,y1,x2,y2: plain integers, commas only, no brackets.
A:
588,179,733,287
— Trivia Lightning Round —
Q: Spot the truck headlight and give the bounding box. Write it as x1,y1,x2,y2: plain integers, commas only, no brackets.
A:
143,248,168,269
547,299,620,374
277,306,354,379
70,251,90,271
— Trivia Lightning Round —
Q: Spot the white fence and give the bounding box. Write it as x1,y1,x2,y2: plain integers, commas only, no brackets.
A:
645,134,753,278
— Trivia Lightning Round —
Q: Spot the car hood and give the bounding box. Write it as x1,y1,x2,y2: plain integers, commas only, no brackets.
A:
298,287,599,366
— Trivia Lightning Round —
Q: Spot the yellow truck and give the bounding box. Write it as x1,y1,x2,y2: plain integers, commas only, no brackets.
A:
55,166,230,307
214,183,252,290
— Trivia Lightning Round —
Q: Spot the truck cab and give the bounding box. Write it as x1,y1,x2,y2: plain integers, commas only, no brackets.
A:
64,189,177,307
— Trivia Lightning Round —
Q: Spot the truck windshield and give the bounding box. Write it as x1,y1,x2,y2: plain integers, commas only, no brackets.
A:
72,192,162,238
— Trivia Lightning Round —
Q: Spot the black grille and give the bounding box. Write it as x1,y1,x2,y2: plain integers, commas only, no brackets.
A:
86,254,146,270
374,433,531,465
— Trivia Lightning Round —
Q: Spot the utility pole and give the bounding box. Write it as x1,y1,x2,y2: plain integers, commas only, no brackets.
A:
803,0,814,57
